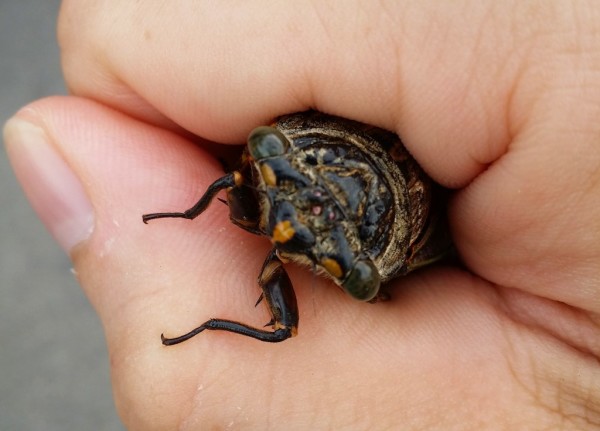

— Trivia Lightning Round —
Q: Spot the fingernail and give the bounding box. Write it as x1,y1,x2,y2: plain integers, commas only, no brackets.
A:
4,117,94,254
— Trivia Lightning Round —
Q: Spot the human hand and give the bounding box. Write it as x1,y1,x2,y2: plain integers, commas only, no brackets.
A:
5,1,600,429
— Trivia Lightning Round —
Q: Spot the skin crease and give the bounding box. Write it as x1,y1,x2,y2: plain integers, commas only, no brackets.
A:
6,0,600,429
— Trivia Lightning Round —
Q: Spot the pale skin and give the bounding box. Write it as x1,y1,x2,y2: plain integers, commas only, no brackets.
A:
4,1,600,429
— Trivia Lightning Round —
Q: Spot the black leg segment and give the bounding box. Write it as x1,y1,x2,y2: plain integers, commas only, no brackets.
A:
142,172,238,223
161,249,299,344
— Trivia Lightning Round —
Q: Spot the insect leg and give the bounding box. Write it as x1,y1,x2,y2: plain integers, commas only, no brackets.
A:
142,172,240,223
161,249,298,344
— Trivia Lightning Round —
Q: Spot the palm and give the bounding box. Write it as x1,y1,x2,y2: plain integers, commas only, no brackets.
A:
77,136,587,429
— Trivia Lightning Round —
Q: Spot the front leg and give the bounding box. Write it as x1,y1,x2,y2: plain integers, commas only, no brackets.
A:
161,249,299,344
142,172,241,223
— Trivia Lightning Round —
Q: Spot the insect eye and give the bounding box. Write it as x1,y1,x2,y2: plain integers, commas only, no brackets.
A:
342,260,380,301
247,126,290,160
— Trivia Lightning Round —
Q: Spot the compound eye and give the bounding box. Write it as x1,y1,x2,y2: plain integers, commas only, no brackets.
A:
342,260,381,301
247,126,290,160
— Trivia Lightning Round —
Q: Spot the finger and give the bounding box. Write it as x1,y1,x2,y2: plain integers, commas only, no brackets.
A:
450,27,600,313
4,96,247,428
58,0,523,187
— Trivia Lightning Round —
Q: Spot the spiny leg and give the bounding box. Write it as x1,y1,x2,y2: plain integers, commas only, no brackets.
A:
142,172,240,223
161,249,299,344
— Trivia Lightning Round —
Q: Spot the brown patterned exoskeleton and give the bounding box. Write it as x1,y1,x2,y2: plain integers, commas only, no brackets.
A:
143,111,452,343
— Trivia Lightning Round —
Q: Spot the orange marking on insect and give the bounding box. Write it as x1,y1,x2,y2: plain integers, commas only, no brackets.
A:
273,323,298,337
272,220,295,244
233,171,243,186
321,257,343,279
260,163,277,186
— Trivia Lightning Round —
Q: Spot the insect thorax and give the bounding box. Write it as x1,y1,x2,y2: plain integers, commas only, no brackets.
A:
254,128,416,285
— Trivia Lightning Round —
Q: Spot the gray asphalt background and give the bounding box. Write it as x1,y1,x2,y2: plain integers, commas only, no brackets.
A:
1,2,124,429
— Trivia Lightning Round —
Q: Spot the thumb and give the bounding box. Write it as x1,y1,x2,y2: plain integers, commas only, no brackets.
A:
4,96,241,428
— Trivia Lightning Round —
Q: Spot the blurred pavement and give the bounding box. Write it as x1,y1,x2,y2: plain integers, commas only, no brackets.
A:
0,2,124,429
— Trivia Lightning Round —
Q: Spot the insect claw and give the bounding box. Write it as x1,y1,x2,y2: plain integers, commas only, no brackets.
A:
264,319,275,328
161,325,207,346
